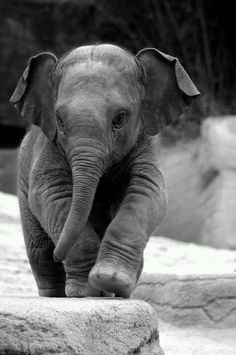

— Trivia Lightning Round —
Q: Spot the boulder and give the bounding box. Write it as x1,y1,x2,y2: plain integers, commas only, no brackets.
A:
199,117,236,248
0,296,163,355
159,116,236,249
158,140,202,244
133,236,236,328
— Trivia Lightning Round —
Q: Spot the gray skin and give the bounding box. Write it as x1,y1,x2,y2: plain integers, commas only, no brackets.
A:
10,44,199,298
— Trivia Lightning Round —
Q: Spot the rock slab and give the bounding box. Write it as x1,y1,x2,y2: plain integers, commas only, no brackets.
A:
133,273,236,328
133,236,236,328
0,296,164,355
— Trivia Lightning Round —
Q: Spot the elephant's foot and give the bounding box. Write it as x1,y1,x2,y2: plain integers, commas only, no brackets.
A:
89,262,137,298
65,279,101,297
65,278,114,297
38,287,66,297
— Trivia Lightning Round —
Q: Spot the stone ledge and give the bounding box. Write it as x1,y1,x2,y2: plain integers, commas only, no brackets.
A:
132,237,236,328
0,296,164,355
133,273,236,328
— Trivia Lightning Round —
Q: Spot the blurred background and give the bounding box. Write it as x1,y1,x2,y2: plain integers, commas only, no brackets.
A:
0,0,236,247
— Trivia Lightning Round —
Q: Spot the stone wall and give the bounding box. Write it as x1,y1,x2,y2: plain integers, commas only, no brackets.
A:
159,116,236,249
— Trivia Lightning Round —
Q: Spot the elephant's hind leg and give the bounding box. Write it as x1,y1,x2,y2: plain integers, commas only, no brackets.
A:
19,194,66,297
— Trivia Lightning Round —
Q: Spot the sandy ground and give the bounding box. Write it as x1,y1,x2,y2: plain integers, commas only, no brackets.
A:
0,191,236,354
144,236,236,275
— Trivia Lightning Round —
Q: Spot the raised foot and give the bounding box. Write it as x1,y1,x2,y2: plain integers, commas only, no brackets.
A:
89,263,136,298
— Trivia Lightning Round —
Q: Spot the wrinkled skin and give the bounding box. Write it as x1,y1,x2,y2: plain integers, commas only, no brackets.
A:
11,44,199,298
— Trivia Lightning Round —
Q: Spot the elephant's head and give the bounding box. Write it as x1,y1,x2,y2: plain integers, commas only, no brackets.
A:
10,44,199,262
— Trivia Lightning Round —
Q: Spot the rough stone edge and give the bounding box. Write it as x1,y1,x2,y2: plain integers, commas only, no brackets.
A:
0,297,164,355
132,273,236,328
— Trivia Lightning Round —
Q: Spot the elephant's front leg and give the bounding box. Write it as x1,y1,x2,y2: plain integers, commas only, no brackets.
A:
64,223,102,297
29,174,101,297
89,165,166,298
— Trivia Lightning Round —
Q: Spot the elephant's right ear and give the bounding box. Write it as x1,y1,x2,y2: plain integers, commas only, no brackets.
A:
10,52,58,140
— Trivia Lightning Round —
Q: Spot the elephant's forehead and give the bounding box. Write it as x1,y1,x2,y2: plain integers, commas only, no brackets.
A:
56,45,139,88
55,45,141,104
60,44,136,70
60,61,135,90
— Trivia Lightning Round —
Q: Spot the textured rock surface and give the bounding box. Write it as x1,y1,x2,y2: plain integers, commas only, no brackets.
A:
134,273,236,328
0,297,163,355
133,237,236,327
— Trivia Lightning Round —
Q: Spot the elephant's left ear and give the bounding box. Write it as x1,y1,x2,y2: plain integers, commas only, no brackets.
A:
10,52,58,140
136,48,200,135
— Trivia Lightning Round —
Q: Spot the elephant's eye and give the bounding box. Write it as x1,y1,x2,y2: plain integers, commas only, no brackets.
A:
112,110,128,130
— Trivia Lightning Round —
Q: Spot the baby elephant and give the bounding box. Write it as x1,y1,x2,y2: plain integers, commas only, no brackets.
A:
11,44,199,298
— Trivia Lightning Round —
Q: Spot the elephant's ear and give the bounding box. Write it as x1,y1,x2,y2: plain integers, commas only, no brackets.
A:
136,48,200,135
10,52,58,140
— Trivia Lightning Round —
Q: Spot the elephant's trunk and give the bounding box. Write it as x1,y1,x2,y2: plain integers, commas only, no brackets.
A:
53,145,105,262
